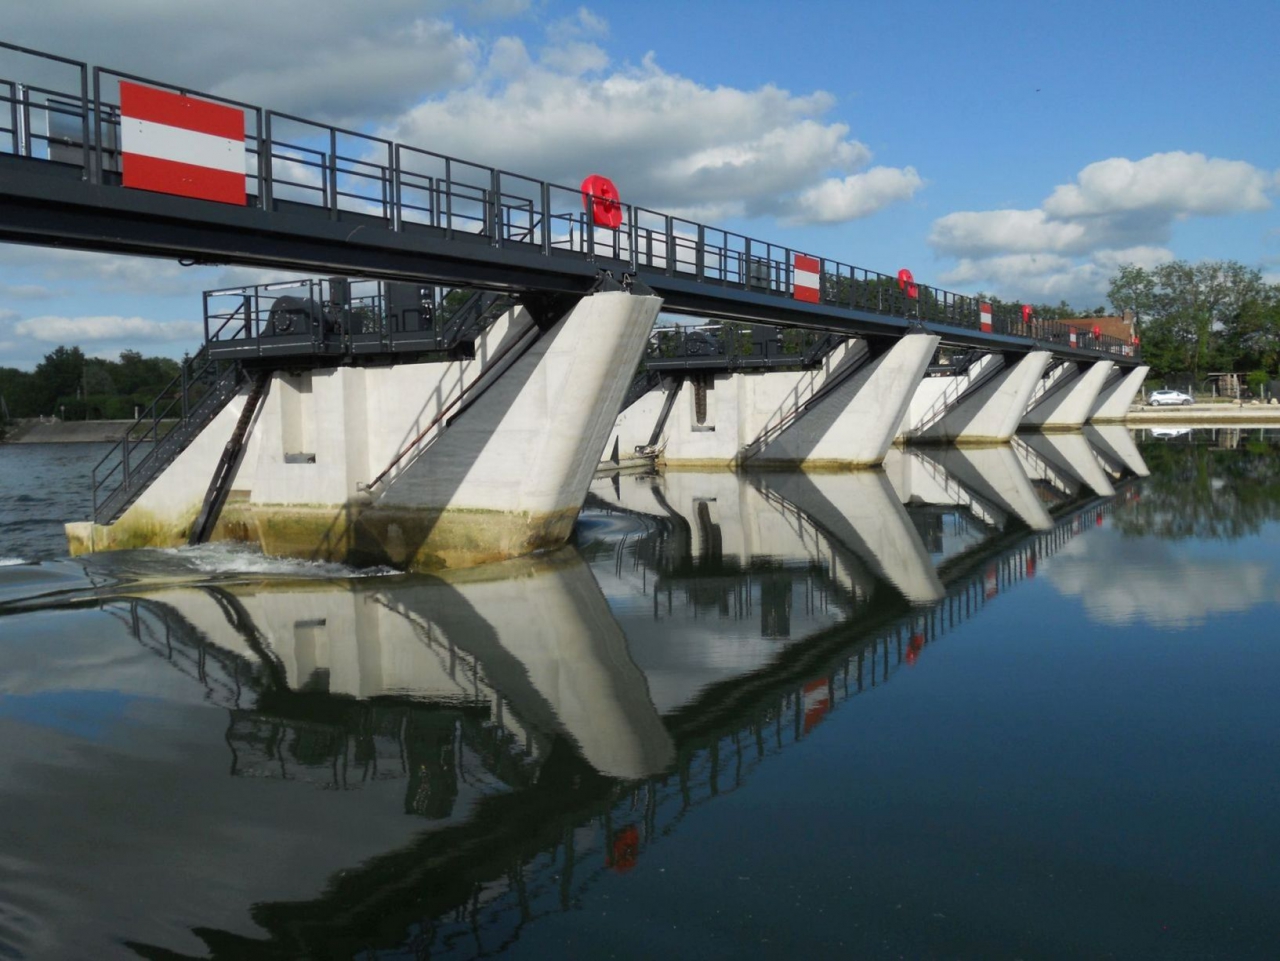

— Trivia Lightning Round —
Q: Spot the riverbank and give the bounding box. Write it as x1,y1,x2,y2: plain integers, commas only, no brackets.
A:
1126,402,1280,425
1,419,137,443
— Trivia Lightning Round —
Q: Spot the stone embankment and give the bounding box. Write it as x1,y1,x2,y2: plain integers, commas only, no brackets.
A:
1126,402,1280,425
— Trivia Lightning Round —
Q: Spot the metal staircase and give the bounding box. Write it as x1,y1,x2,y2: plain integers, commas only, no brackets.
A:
438,290,518,346
91,350,245,525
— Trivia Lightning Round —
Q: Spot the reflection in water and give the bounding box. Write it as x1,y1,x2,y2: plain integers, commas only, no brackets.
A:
0,432,1184,958
1047,430,1280,626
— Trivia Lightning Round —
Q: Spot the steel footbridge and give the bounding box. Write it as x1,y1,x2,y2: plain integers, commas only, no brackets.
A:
0,41,1140,365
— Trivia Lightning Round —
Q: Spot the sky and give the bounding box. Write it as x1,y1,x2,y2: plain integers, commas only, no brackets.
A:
1,0,1277,371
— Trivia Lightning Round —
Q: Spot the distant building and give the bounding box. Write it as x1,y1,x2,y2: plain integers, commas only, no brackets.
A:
1063,310,1136,342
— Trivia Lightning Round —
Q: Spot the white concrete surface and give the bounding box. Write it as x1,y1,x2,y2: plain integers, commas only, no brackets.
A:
1022,361,1116,430
1090,365,1150,422
913,351,1053,443
751,332,939,467
379,291,661,517
898,353,1002,439
73,291,662,566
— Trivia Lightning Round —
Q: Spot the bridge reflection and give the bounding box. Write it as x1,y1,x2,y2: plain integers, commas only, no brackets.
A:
101,436,1144,958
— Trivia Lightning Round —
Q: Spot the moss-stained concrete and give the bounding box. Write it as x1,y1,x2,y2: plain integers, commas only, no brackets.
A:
68,498,582,572
66,503,199,556
250,503,580,571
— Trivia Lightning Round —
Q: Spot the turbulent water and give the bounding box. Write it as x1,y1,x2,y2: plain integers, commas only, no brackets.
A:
1,430,1279,959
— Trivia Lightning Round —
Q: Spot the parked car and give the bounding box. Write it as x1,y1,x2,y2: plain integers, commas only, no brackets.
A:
1147,389,1194,407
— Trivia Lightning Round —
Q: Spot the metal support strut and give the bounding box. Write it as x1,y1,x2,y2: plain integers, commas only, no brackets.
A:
188,371,271,545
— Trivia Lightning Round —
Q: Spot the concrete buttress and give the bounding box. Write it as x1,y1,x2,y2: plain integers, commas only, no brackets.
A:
1021,361,1116,431
1089,365,1150,422
912,351,1053,444
68,290,662,569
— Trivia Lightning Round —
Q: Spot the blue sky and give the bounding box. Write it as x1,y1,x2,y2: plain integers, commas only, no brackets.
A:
1,0,1277,371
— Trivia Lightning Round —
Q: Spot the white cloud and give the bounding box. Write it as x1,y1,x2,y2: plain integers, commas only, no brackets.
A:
386,44,919,224
788,167,924,225
3,2,484,123
1046,533,1280,628
1043,153,1273,219
14,315,201,343
0,283,54,300
940,246,1175,302
931,209,1091,257
929,150,1277,304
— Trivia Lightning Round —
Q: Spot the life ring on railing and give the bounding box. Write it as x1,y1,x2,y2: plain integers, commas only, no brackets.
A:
581,174,623,229
897,268,919,300
1021,304,1033,324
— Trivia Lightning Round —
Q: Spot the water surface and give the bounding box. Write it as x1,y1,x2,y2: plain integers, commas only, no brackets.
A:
1,429,1278,958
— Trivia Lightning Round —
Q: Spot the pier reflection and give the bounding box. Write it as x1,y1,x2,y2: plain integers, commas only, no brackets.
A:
13,433,1146,958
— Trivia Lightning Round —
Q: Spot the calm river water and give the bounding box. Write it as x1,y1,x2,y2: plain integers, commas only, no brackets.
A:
1,428,1278,959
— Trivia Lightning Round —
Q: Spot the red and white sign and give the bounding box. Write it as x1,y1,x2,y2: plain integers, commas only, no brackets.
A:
793,254,820,303
120,82,246,205
1069,330,1078,347
979,301,993,333
802,678,830,733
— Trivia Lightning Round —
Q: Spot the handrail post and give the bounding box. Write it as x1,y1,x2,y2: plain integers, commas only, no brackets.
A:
444,157,453,240
665,215,675,275
327,126,338,219
696,224,705,279
490,168,502,247
78,61,89,180
391,143,402,231
261,111,273,210
540,181,551,255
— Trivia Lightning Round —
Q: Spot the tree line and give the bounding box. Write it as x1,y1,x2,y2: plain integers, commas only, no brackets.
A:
1107,260,1280,387
0,346,181,421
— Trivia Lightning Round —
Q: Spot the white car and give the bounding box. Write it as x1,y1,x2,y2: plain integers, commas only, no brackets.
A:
1147,389,1193,407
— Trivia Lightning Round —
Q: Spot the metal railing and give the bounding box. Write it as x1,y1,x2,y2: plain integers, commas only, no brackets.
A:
644,322,837,371
202,278,514,360
0,41,1140,362
90,349,243,523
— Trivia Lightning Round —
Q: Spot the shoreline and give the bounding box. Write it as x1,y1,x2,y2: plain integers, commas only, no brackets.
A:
4,407,1280,446
1,420,139,444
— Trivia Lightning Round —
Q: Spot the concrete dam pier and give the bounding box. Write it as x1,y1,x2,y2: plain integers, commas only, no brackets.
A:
69,290,661,569
0,42,1145,570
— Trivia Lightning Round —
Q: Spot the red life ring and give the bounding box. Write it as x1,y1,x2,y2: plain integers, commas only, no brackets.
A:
581,174,623,229
1021,304,1033,323
896,268,919,300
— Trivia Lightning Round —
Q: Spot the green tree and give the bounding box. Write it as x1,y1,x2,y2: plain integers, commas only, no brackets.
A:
32,345,85,415
1222,283,1280,373
1108,260,1265,380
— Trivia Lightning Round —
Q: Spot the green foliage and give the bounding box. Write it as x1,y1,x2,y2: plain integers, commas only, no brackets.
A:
1118,436,1280,540
1107,260,1270,381
1,346,182,420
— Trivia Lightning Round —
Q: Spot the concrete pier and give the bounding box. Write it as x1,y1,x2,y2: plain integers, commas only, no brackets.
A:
607,332,938,470
68,290,662,570
1021,361,1116,431
1090,365,1151,422
907,351,1053,444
